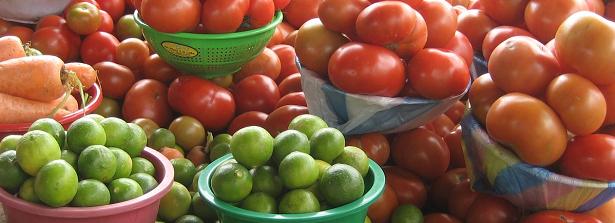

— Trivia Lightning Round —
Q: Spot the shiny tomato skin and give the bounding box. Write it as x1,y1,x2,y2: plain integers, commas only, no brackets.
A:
116,38,150,70
355,1,418,45
345,132,391,166
262,105,309,137
554,11,615,86
167,75,236,133
417,0,459,48
488,36,560,97
140,0,201,33
382,165,428,208
275,91,307,108
328,42,405,97
318,0,370,35
447,179,479,221
232,47,281,84
226,111,269,135
95,0,125,21
233,74,281,115
270,44,299,84
481,25,537,61
29,26,71,61
65,2,102,35
443,124,466,169
524,0,589,43
467,73,506,126
244,0,275,29
277,73,303,96
559,134,615,182
442,31,474,68
464,193,524,223
428,168,468,213
432,114,455,137
444,100,466,125
93,61,136,100
456,9,499,53
367,183,399,223
80,31,120,64
122,79,174,127
521,210,603,223
479,0,529,25
406,48,471,100
294,18,350,76
96,10,114,33
486,92,568,167
391,128,450,181
281,0,323,29
141,54,183,83
545,73,607,136
201,0,248,33
599,83,615,126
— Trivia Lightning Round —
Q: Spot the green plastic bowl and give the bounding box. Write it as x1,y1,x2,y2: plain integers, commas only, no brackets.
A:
198,154,385,223
134,10,283,78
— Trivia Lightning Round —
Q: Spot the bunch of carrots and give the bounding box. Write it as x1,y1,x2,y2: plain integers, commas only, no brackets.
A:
0,36,98,124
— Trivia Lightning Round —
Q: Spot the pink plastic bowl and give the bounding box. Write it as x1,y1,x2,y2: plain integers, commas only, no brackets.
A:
0,147,174,223
0,83,103,141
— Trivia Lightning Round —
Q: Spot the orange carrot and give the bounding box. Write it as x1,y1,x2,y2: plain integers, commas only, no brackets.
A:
64,62,98,93
0,92,78,124
0,55,74,102
0,36,26,62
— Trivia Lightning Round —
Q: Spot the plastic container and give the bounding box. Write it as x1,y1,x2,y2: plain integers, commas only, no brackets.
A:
0,147,174,223
0,0,72,24
460,111,615,212
134,10,283,78
300,65,469,135
198,154,385,223
0,83,103,141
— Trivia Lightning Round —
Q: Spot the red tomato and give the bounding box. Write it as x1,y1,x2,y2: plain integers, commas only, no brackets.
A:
122,79,174,127
96,10,114,33
554,11,615,85
545,73,607,136
270,44,299,84
524,0,589,43
35,15,66,31
65,2,102,35
479,0,529,25
140,0,201,33
116,38,150,70
522,210,603,223
417,0,459,48
345,132,391,166
1,26,33,43
275,91,307,108
0,18,13,35
599,83,615,126
424,213,463,223
465,193,523,223
586,0,605,15
141,54,183,83
244,0,275,30
428,168,468,213
63,0,102,17
226,111,269,135
96,0,126,21
391,128,450,180
59,24,82,62
367,183,399,223
456,9,499,52
481,25,537,60
29,26,71,61
447,179,480,221
355,1,418,46
262,105,309,137
80,31,120,64
442,31,474,68
318,0,370,35
201,0,248,33
467,73,506,125
431,114,455,137
544,39,576,74
559,134,615,182
443,124,466,169
584,196,615,223
488,36,560,97
294,18,350,76
281,0,323,29
382,166,428,208
486,92,568,167
444,100,465,125
277,73,302,96
406,48,471,100
115,14,143,41
93,61,136,99
328,42,406,97
232,47,281,83
233,74,281,114
167,75,236,132
384,11,428,60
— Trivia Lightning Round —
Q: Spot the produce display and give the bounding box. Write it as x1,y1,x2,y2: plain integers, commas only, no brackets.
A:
2,0,615,223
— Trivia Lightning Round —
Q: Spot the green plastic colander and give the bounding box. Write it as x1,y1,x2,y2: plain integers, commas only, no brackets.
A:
134,10,283,79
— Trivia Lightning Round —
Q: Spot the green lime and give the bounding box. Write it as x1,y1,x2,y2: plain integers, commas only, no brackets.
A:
28,118,66,149
158,181,192,222
210,162,253,203
34,159,79,207
66,117,107,154
278,151,319,189
209,142,231,162
148,128,175,150
18,177,41,204
77,145,117,183
0,135,21,153
332,146,370,177
174,214,204,223
108,178,143,203
240,192,278,214
16,130,62,176
0,150,29,194
110,147,133,181
129,172,158,194
229,126,274,168
287,114,328,139
391,203,424,223
319,163,364,208
171,158,197,188
71,179,111,207
61,149,78,171
310,127,345,163
250,165,283,198
122,123,147,157
131,157,155,176
272,129,310,165
192,169,204,192
100,117,132,148
84,113,105,123
278,189,320,214
191,192,218,223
